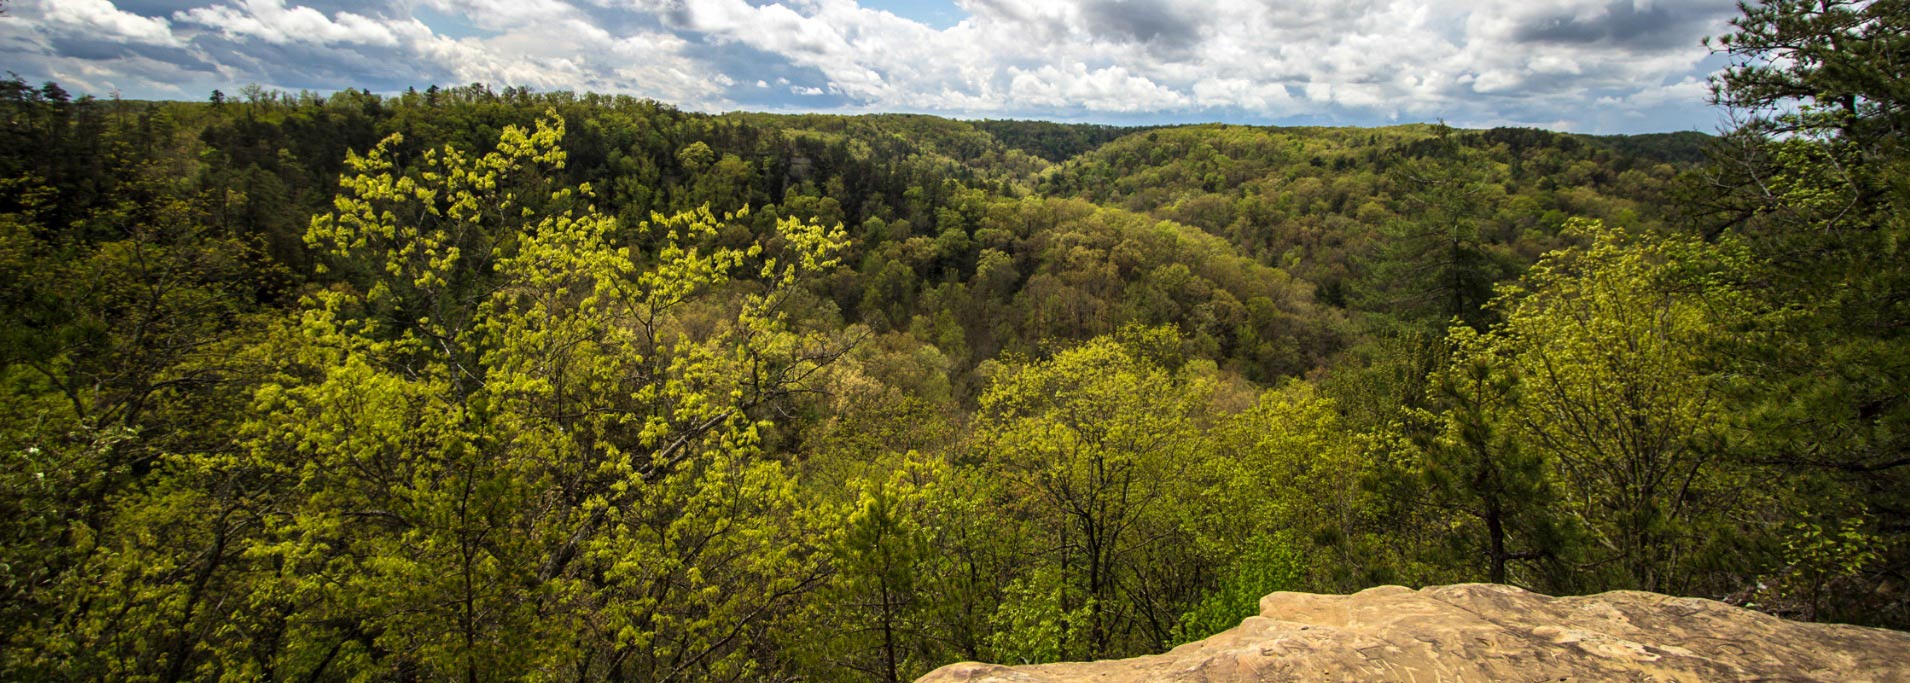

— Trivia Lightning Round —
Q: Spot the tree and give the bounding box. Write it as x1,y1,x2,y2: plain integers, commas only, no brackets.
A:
1708,0,1908,151
1450,220,1751,593
807,452,945,683
1197,381,1396,590
972,330,1212,659
1420,332,1562,586
1698,0,1910,623
1165,533,1302,646
0,143,275,681
1355,126,1517,330
234,111,850,680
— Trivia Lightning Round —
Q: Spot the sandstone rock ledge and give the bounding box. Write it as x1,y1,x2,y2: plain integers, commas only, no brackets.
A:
918,584,1910,682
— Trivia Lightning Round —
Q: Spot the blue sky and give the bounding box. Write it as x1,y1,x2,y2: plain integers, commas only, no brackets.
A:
1,0,1744,133
858,0,966,30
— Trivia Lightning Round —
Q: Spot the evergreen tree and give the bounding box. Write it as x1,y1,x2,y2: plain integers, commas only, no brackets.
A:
1699,0,1910,623
1355,126,1516,330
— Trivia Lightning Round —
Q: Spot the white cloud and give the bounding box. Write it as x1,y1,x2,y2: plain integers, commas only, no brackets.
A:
423,0,578,30
176,0,408,47
5,0,1742,132
1191,78,1296,113
40,0,183,47
641,0,1730,127
1006,63,1188,112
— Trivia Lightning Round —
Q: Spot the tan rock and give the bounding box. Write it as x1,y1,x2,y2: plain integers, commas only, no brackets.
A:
917,584,1910,682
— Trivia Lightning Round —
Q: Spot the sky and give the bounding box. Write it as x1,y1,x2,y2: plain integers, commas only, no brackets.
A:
0,0,1745,133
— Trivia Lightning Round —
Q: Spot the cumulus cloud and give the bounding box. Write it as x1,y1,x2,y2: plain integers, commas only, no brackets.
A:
41,0,182,46
1007,63,1188,112
1076,0,1203,50
0,0,1741,132
1506,0,1729,50
175,0,413,47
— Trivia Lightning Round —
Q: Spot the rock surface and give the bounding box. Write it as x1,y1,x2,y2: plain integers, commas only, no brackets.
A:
917,584,1910,682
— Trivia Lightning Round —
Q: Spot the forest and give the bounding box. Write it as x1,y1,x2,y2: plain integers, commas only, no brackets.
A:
1,1,1906,680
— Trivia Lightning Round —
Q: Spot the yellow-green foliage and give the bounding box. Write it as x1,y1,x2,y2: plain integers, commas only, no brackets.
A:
1443,219,1755,593
232,111,850,681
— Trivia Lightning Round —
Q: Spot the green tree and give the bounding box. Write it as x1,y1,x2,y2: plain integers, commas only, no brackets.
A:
972,332,1212,659
1200,381,1418,592
1355,126,1516,330
1450,220,1751,593
811,453,944,682
1421,324,1564,586
236,111,849,680
1698,0,1910,623
1166,533,1302,646
0,158,274,681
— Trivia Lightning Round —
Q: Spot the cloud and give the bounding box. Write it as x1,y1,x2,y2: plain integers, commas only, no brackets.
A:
4,0,1743,133
39,0,183,46
1007,63,1189,112
1507,0,1729,50
1076,0,1202,50
175,0,414,47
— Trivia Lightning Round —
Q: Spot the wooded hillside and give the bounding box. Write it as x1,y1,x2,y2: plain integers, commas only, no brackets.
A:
2,1,1906,680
